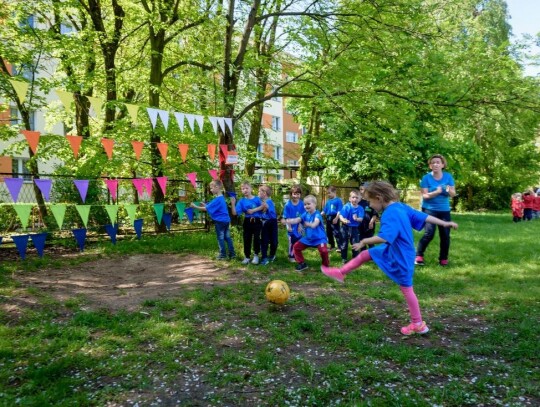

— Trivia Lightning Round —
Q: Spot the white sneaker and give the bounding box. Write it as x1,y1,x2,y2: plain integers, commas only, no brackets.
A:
251,255,259,265
241,257,250,265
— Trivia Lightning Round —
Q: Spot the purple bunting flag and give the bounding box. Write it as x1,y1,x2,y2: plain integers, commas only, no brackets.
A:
4,178,24,202
34,179,52,202
73,180,89,203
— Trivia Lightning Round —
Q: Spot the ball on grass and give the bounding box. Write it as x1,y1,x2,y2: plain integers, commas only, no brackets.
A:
265,280,290,305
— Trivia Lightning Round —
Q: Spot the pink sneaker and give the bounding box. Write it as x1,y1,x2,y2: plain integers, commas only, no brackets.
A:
400,321,429,336
320,265,344,283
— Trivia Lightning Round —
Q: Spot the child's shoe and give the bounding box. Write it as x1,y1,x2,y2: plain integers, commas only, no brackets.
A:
414,256,425,266
320,266,344,283
439,259,448,267
251,255,260,265
269,255,276,262
241,257,251,265
216,255,227,260
335,248,341,253
295,262,308,272
288,256,296,263
260,258,270,266
400,321,429,336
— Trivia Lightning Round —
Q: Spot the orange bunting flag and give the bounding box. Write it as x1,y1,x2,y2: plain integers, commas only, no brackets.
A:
21,130,40,154
66,135,83,158
157,142,169,162
101,138,114,160
131,141,144,160
207,144,216,161
178,143,189,163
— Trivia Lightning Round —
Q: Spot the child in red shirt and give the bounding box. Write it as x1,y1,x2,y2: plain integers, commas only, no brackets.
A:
522,190,534,221
511,193,523,223
532,192,540,220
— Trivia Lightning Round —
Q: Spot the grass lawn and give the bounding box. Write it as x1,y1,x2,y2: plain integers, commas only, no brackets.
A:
0,212,539,406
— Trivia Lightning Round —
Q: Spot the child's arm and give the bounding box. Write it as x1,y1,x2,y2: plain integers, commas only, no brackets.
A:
339,213,349,224
426,215,458,229
284,217,302,225
304,217,321,228
247,202,266,214
190,202,207,212
332,211,340,224
352,236,386,251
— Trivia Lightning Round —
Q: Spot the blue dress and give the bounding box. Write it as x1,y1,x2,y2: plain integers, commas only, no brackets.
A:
368,203,428,287
299,211,327,246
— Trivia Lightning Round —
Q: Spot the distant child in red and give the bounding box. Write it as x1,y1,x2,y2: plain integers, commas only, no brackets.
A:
532,192,540,220
511,193,523,223
522,189,534,221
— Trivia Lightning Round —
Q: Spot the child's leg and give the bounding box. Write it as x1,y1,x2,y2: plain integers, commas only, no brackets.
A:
252,219,262,255
214,222,227,258
289,234,300,258
340,249,371,274
399,286,422,324
351,227,360,258
317,243,329,267
269,219,278,257
325,218,335,248
293,241,307,264
242,218,252,258
260,221,269,259
340,225,350,261
224,224,236,257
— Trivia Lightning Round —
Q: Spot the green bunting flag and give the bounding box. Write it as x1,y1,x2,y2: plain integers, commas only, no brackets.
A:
175,202,186,221
13,204,33,229
124,204,138,226
50,204,67,229
105,205,119,225
153,203,164,224
75,205,91,228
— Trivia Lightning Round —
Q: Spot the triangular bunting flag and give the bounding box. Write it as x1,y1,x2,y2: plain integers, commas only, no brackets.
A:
147,107,160,129
12,234,29,260
21,130,40,154
34,179,52,202
105,223,118,244
157,109,169,130
156,176,167,196
217,117,226,134
220,144,229,161
208,116,219,134
154,203,164,224
195,115,204,132
73,180,89,203
75,205,91,228
186,172,197,188
224,118,233,134
101,138,114,160
185,114,196,132
72,228,87,251
4,178,24,202
162,213,172,231
132,179,146,198
131,140,144,160
51,204,67,229
126,103,139,123
157,142,168,162
175,202,186,221
30,232,47,258
87,96,104,117
105,205,119,224
66,135,83,158
9,79,29,104
124,204,138,226
134,218,143,240
178,144,189,163
174,112,185,132
208,169,218,180
13,204,33,228
104,179,118,202
55,89,74,114
184,207,194,223
143,178,153,196
207,144,216,161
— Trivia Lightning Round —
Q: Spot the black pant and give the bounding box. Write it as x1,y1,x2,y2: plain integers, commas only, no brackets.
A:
416,208,451,261
325,215,341,248
261,219,278,259
243,217,262,258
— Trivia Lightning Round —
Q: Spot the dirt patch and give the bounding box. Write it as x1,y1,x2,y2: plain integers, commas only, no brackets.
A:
12,254,246,311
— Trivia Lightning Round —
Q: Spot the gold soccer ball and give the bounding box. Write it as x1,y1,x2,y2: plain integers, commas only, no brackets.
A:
265,280,290,305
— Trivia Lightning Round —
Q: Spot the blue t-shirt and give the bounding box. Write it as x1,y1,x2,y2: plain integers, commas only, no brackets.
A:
261,198,277,220
340,202,364,227
282,200,305,237
299,210,327,246
368,203,428,287
323,197,343,216
205,195,230,223
235,196,263,218
420,172,455,211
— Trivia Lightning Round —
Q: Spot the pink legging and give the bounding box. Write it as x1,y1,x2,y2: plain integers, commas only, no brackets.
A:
340,250,422,324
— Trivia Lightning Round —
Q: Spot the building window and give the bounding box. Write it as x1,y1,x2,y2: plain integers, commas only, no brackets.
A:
29,111,35,130
271,86,281,101
288,159,299,166
257,143,264,157
10,107,19,125
276,174,283,181
271,116,281,131
301,126,308,135
286,131,298,143
274,145,283,162
12,158,32,181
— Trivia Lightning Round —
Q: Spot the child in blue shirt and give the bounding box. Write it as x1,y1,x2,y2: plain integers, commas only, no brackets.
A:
338,189,364,263
191,180,236,260
231,181,263,264
256,185,278,265
321,186,343,251
284,195,329,271
321,181,458,336
280,184,305,262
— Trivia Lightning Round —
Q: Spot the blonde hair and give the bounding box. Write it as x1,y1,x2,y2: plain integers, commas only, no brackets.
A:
260,185,272,197
304,194,317,205
364,181,399,203
349,189,360,197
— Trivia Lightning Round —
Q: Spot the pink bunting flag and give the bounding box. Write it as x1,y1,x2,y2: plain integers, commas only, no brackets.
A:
101,138,114,160
156,176,167,196
73,180,89,203
143,178,153,195
208,169,218,180
21,130,40,154
4,178,24,202
186,172,197,188
132,178,146,198
104,179,118,202
34,179,52,202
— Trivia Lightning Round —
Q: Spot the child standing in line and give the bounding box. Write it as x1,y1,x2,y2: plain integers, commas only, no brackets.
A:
190,180,236,260
339,190,364,264
284,195,329,271
532,191,540,220
511,193,523,223
231,181,263,264
281,185,305,262
321,186,343,251
522,189,534,221
358,182,378,246
257,185,278,265
321,181,458,336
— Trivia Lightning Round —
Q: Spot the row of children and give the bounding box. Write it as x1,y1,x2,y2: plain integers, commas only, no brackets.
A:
511,188,540,222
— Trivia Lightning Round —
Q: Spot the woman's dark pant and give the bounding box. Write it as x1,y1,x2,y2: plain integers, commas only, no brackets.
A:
416,208,451,261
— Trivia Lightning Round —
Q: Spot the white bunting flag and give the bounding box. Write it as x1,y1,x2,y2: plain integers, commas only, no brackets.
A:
208,116,219,134
185,114,196,132
147,108,160,129
174,112,185,132
158,109,169,130
195,115,204,132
